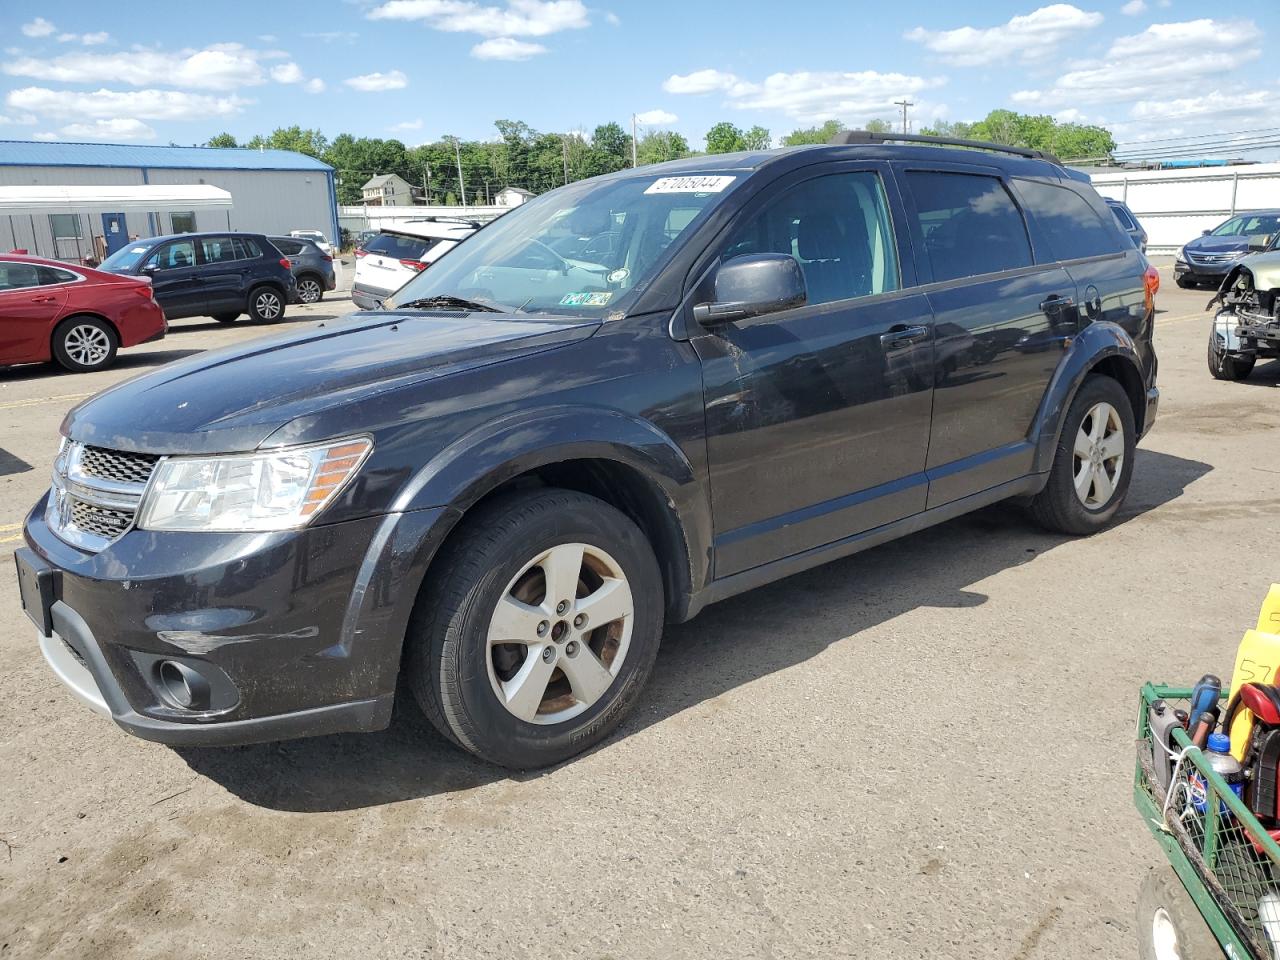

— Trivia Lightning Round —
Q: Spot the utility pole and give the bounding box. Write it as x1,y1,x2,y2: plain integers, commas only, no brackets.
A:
631,113,638,168
451,137,467,207
893,99,914,135
562,135,569,185
421,163,430,205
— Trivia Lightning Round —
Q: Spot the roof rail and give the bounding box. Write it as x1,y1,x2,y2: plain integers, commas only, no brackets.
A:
404,215,484,229
828,129,1061,165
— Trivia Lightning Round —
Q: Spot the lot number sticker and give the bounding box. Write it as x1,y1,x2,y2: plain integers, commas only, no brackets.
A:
644,176,736,195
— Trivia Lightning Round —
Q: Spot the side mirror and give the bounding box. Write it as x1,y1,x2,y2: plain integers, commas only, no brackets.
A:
692,254,807,326
1202,229,1212,236
140,264,157,275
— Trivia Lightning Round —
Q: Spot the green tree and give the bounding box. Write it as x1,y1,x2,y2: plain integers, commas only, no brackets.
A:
205,132,238,148
743,125,771,150
636,130,691,166
705,121,746,154
959,109,1114,160
865,118,893,134
782,119,845,146
245,125,329,158
323,134,410,203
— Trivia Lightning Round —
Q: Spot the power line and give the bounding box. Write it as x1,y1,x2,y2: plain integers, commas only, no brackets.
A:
893,99,914,135
1114,126,1280,149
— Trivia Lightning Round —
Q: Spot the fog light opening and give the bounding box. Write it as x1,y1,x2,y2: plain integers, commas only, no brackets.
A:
157,660,211,711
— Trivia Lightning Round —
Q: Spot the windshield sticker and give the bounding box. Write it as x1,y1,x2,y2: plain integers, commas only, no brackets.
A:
644,175,736,195
607,267,630,283
560,291,614,307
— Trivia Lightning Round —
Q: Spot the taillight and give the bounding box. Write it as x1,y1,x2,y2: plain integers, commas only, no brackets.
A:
354,248,367,258
400,258,428,272
322,255,333,262
280,258,291,269
1143,264,1160,311
132,285,154,299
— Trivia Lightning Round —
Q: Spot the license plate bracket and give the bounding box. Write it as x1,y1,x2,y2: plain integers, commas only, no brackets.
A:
14,547,56,637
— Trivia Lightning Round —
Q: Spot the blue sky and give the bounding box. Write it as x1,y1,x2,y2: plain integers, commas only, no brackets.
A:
3,1,1278,156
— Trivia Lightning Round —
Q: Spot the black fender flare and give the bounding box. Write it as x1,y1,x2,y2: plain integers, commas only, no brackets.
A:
1030,320,1146,476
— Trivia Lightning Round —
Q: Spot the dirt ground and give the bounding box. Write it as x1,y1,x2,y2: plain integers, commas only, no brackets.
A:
0,268,1277,959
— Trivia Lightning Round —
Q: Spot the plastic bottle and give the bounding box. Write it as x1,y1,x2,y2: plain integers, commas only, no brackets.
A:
1194,733,1245,814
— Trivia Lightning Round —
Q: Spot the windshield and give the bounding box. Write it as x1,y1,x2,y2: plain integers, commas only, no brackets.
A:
99,242,153,272
385,172,741,315
1211,214,1280,238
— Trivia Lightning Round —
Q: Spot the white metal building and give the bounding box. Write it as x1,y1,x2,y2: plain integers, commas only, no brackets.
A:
0,140,339,261
1088,162,1280,255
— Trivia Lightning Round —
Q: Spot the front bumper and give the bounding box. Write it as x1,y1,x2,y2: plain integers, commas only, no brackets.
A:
1174,259,1236,282
19,498,452,746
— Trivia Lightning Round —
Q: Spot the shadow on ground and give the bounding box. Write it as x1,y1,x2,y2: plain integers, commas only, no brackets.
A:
179,448,1211,812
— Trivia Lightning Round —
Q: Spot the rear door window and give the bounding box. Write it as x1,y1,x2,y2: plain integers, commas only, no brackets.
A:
365,233,434,260
0,261,41,291
200,236,239,263
235,237,263,259
904,171,1033,282
38,266,79,285
274,239,304,256
1014,179,1122,261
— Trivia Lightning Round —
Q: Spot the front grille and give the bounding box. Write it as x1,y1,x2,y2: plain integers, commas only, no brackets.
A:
1188,251,1238,266
79,445,159,485
70,499,133,540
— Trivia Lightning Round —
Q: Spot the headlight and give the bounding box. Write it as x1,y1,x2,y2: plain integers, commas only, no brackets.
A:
137,437,372,533
1178,246,1188,262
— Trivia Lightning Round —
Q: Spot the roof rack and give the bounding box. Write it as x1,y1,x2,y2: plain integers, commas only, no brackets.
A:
828,130,1061,165
403,215,484,229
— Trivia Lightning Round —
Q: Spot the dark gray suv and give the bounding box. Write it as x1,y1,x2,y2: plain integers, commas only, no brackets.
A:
270,235,337,304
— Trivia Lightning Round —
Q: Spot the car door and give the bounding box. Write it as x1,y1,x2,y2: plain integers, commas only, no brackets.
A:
0,260,68,362
895,164,1079,507
142,238,205,319
690,163,935,577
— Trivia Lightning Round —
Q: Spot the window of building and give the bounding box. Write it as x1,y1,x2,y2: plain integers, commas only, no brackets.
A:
49,213,83,239
1014,179,1122,261
170,211,196,234
905,171,1033,282
722,171,900,306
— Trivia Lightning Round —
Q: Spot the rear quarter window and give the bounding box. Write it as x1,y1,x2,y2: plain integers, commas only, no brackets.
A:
274,239,304,256
1014,179,1123,261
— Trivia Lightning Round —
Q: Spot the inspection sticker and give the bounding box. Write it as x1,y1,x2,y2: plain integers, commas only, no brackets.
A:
560,291,614,306
644,175,736,195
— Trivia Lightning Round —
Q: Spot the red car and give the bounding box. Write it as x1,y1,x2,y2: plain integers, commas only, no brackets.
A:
0,254,166,373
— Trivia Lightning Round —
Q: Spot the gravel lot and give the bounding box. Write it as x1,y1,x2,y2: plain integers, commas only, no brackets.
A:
0,267,1277,959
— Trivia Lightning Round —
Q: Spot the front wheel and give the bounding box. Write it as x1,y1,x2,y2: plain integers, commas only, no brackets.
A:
1207,332,1255,381
51,316,118,372
247,286,285,324
1030,374,1136,535
296,276,324,304
407,489,664,769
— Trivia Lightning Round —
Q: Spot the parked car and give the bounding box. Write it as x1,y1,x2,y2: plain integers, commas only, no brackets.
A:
290,229,334,256
270,235,336,304
0,254,165,373
1206,231,1280,380
351,219,479,309
1105,198,1147,253
98,232,296,325
17,133,1159,769
1175,210,1280,288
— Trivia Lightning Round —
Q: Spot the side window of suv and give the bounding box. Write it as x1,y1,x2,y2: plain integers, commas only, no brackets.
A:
723,171,900,306
1014,179,1122,261
905,171,1033,283
144,240,197,270
234,237,263,260
200,236,238,263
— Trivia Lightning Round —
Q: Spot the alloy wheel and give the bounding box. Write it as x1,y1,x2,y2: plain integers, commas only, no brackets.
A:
64,324,111,367
298,279,322,303
256,291,282,319
1072,401,1125,508
485,542,634,725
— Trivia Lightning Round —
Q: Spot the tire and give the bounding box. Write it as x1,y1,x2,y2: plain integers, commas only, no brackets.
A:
1207,332,1255,381
247,286,285,324
1175,274,1196,289
213,313,240,325
1030,374,1136,535
51,316,118,373
407,489,664,769
1136,867,1223,960
296,275,324,304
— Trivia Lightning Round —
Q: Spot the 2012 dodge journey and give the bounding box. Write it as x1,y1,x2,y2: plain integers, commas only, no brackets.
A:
16,132,1160,769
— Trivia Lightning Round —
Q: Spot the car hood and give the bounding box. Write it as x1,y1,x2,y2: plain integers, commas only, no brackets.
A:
62,311,600,454
1185,235,1253,255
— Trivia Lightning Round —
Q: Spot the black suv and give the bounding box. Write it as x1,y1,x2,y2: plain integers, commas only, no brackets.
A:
17,133,1159,769
98,232,295,324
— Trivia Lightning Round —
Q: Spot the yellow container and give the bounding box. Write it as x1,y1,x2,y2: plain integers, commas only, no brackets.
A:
1227,584,1280,760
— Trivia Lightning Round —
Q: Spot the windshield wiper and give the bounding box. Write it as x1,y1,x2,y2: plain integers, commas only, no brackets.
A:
394,295,508,313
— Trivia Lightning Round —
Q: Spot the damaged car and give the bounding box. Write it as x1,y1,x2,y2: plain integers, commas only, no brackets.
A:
1207,236,1280,381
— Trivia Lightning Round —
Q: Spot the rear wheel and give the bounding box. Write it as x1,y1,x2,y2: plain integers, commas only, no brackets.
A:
247,286,285,324
51,316,118,372
407,489,663,769
1030,374,1136,535
1137,867,1222,960
1207,331,1255,381
213,313,239,324
296,275,324,304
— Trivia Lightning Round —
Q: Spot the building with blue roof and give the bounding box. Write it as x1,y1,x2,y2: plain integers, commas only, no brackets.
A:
0,140,338,261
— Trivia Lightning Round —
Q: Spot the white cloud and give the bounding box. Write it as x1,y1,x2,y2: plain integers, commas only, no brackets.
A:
1121,0,1145,14
368,0,590,37
21,18,56,38
3,43,276,91
1012,18,1260,108
33,132,58,142
905,4,1104,66
6,87,249,121
344,69,408,91
258,34,279,43
60,118,157,140
471,37,546,59
666,68,946,123
303,31,360,43
663,69,748,96
635,109,678,125
605,12,620,25
390,118,423,132
81,31,110,45
0,113,37,125
305,77,326,94
270,62,305,83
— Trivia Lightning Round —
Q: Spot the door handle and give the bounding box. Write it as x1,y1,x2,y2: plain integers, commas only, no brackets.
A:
1039,295,1074,313
29,295,56,303
879,324,930,349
